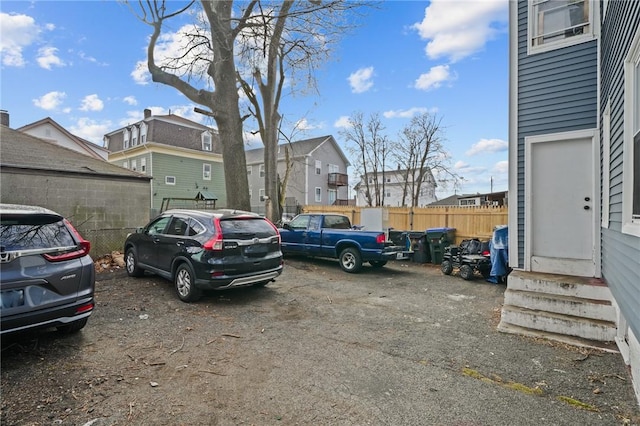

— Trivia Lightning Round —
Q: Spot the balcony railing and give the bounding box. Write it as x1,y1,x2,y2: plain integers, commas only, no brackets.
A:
328,173,348,187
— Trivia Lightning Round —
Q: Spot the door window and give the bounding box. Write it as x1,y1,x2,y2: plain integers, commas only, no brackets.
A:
146,217,171,235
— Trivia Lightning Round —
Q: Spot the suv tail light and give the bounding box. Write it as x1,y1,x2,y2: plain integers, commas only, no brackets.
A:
265,218,281,244
203,218,224,251
43,219,91,262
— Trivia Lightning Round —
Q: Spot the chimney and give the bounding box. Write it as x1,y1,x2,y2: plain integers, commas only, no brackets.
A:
0,110,9,127
144,108,152,119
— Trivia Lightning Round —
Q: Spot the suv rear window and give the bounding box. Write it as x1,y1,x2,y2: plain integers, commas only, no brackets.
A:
0,215,75,251
220,218,276,239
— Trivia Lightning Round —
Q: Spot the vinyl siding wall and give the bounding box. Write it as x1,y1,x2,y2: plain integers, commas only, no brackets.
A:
600,0,640,340
515,0,598,267
150,153,226,214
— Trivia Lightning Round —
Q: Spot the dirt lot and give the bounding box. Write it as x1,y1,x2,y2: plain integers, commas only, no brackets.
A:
1,258,639,425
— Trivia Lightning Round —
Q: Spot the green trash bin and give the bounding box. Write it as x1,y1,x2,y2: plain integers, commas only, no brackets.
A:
426,227,456,264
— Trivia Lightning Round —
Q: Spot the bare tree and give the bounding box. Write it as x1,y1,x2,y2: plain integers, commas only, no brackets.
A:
341,112,389,207
392,112,461,206
128,0,373,218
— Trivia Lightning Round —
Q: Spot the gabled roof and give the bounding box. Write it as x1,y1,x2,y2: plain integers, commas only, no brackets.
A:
105,112,215,136
245,135,350,166
17,117,109,160
428,194,462,206
0,125,149,180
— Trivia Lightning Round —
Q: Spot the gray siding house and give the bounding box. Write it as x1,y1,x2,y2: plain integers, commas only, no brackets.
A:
105,109,225,215
502,0,640,403
245,136,350,213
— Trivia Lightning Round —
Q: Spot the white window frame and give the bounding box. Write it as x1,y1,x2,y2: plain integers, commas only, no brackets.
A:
141,157,146,173
140,122,147,144
528,0,595,55
131,126,139,146
259,164,265,178
315,160,322,175
259,188,265,201
202,131,212,151
328,164,339,174
247,166,252,175
622,27,640,236
315,187,322,202
131,159,137,171
123,129,130,149
203,163,212,180
601,100,611,228
122,160,128,169
166,176,176,185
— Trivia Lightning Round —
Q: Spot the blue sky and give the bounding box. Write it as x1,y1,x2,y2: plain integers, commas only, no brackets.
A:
0,0,509,198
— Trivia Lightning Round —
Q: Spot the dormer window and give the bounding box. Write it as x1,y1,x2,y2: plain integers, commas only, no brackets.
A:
131,126,139,146
202,131,212,151
123,128,130,149
140,122,147,144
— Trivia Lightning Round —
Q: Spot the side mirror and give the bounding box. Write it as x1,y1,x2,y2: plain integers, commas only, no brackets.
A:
136,227,144,233
282,223,291,230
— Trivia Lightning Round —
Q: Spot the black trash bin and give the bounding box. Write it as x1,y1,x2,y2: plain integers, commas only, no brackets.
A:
426,227,456,264
407,232,430,263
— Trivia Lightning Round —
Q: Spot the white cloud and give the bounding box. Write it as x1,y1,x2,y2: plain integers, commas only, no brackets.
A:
68,117,113,145
413,0,508,62
493,160,508,174
348,66,374,94
454,160,486,174
131,60,150,85
466,138,508,156
334,116,351,128
33,91,66,111
36,46,66,69
415,65,455,91
123,96,138,106
79,94,104,112
295,118,318,131
0,12,41,67
384,107,434,119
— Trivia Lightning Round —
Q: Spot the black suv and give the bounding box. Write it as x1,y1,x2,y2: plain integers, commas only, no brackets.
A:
0,204,95,335
124,209,283,302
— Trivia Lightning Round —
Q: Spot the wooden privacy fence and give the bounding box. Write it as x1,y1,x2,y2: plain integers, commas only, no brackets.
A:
300,205,508,244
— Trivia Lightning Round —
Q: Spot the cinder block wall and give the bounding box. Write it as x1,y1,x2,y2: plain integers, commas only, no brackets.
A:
1,170,151,256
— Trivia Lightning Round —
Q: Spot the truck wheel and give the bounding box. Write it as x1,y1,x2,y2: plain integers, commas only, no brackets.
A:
441,260,453,275
339,248,362,273
369,260,387,268
459,264,474,281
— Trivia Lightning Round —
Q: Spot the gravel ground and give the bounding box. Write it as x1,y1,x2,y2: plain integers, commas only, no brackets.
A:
1,257,639,425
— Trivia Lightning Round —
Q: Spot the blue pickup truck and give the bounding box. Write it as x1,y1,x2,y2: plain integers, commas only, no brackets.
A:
279,213,405,273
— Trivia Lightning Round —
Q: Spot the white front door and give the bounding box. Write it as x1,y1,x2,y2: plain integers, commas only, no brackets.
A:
526,130,597,277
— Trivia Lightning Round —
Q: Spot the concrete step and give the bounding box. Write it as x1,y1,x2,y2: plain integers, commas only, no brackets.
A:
507,270,612,300
496,322,620,353
503,288,616,322
499,305,616,342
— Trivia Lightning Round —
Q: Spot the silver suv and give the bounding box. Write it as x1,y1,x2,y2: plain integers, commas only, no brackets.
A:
0,204,95,335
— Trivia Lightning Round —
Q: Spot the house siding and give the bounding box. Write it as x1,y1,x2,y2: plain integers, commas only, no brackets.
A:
515,0,598,267
600,0,640,341
150,153,226,214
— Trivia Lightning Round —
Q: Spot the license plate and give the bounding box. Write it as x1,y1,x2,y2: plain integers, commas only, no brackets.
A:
1,289,25,309
244,245,268,256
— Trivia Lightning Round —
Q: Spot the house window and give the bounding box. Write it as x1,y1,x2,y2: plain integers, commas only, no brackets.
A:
122,160,128,169
131,126,139,146
259,164,265,178
315,187,322,202
328,189,337,205
249,187,252,199
203,163,211,180
247,166,252,175
386,177,391,183
141,158,147,173
386,190,391,197
315,160,322,175
166,176,176,185
259,188,265,201
528,0,593,54
140,122,147,144
328,164,339,174
622,27,640,236
123,129,130,149
202,132,212,151
131,159,137,171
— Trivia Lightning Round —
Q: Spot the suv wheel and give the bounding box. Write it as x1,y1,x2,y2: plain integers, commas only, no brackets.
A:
175,263,202,303
57,317,88,334
125,248,144,277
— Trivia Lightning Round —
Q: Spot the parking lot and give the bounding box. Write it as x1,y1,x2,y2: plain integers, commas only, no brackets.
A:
1,257,639,425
